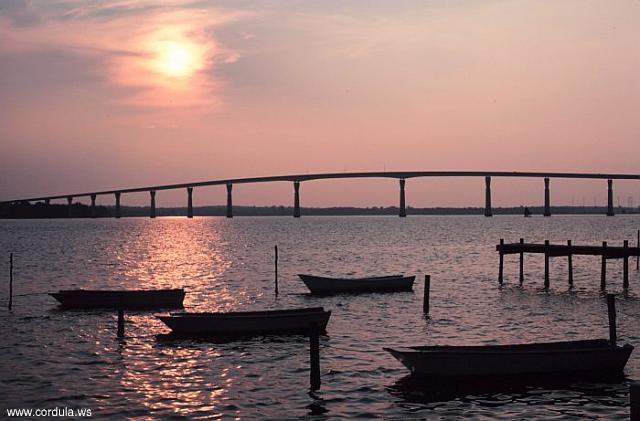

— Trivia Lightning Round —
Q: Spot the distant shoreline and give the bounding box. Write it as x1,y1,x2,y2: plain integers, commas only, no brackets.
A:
1,202,639,218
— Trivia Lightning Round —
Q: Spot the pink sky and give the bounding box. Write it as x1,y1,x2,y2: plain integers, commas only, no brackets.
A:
1,1,639,207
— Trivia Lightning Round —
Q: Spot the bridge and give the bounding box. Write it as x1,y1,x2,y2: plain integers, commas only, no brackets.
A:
2,171,640,218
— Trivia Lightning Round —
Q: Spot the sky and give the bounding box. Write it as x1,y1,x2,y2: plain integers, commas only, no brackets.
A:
1,0,639,208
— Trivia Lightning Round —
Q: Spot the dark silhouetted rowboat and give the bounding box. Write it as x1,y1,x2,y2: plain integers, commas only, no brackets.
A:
384,339,633,379
298,274,415,294
157,307,331,337
49,288,185,310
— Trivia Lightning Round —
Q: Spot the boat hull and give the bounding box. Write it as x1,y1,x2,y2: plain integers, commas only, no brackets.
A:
385,339,633,378
157,307,331,337
299,274,415,294
49,288,185,310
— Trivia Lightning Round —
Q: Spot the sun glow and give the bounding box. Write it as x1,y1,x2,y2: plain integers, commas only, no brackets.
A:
152,40,203,78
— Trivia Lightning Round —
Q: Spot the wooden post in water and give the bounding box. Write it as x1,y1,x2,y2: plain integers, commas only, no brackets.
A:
544,240,550,289
623,240,629,289
423,275,430,315
309,322,321,391
274,245,279,296
519,238,524,284
498,239,504,285
117,293,125,338
637,229,639,270
601,241,607,290
8,253,13,310
567,240,573,286
606,293,616,346
631,382,640,421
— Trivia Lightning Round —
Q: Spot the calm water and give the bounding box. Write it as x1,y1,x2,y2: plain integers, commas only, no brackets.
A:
1,215,639,419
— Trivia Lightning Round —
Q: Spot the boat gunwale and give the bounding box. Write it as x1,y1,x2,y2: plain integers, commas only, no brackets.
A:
54,288,185,294
298,274,412,282
166,307,328,318
384,339,633,355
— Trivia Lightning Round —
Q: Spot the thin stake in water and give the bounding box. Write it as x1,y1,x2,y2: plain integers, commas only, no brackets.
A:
8,253,13,310
274,245,279,296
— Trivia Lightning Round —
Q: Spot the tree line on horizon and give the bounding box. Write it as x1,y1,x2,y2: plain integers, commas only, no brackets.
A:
1,201,638,218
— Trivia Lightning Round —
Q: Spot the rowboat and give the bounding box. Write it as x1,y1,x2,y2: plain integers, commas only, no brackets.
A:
298,274,415,294
157,307,331,337
384,339,633,379
49,288,185,310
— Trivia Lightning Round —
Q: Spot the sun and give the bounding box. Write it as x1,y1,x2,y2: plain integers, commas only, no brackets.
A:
152,40,202,78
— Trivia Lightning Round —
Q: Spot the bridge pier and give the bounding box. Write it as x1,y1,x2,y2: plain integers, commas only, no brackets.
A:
484,176,493,217
293,181,301,218
226,183,233,218
149,190,156,218
187,187,193,218
115,192,121,218
607,179,615,216
544,177,551,217
67,196,73,218
399,179,406,217
90,194,97,218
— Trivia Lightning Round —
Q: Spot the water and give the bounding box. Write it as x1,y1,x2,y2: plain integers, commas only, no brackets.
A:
0,215,639,419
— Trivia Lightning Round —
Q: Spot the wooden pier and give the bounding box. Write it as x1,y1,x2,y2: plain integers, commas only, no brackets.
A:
497,238,640,288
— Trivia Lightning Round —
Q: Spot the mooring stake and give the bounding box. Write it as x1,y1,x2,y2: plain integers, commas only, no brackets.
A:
601,241,607,290
274,245,279,296
544,240,550,289
606,293,616,347
498,239,504,284
8,253,13,310
623,240,629,289
567,240,573,286
309,322,321,391
117,293,125,339
423,275,431,315
519,238,524,284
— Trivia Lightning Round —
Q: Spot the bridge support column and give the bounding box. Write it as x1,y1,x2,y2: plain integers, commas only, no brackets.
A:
186,187,193,218
293,181,301,218
149,190,156,218
67,196,73,218
484,176,493,217
607,179,615,216
90,194,97,218
399,179,406,217
544,177,551,217
115,192,121,219
226,183,233,218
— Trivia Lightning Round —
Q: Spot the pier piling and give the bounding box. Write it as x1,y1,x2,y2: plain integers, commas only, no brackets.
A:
544,240,550,288
623,240,629,289
498,239,504,284
90,194,97,218
309,322,321,391
631,382,640,421
399,179,406,218
423,275,430,315
601,241,607,290
637,230,639,270
567,240,573,286
67,196,73,218
606,293,616,346
484,176,492,217
607,179,615,216
8,253,13,310
226,183,233,218
187,187,193,218
293,181,301,218
519,238,524,284
543,178,551,217
274,245,279,296
149,190,156,219
115,192,121,219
